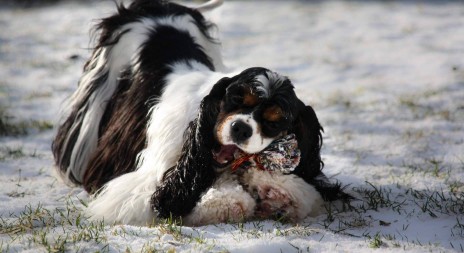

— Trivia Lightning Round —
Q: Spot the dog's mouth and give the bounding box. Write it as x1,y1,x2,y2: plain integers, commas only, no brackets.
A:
212,144,240,168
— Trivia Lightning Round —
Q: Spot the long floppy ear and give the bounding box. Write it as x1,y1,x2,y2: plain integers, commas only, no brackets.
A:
291,100,324,180
150,77,233,219
292,100,351,201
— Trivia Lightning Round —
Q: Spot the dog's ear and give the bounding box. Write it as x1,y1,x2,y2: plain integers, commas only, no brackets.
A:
150,76,235,219
291,100,324,181
291,100,351,201
198,76,236,141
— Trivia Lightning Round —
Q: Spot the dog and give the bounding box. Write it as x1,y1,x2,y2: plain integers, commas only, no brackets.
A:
52,0,350,226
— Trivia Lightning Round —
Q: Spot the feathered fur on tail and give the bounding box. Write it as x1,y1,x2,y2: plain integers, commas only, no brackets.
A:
52,9,156,186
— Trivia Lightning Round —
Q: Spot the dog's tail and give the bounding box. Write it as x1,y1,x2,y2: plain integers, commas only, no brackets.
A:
195,0,224,12
52,18,152,187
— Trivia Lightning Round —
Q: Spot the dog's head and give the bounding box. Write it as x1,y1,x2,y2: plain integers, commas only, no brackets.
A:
207,67,323,176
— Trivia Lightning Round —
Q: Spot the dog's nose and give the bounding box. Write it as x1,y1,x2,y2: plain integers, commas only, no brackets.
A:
231,120,252,143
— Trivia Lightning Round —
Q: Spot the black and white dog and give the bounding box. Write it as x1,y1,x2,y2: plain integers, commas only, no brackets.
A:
53,0,349,226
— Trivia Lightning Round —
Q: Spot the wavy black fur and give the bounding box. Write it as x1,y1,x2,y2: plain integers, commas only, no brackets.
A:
151,77,232,218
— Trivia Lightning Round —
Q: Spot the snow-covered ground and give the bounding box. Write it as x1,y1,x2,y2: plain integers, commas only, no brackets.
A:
1,1,463,252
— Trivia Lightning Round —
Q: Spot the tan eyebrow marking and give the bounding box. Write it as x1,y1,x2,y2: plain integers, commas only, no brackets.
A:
263,105,283,122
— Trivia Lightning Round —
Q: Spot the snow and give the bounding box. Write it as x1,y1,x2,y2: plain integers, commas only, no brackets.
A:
1,0,463,252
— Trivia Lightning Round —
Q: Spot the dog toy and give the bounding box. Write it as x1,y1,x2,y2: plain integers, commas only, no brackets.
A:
232,134,301,173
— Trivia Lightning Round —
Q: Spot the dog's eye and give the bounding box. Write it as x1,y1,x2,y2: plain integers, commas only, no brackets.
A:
266,121,279,129
262,119,288,138
263,120,283,133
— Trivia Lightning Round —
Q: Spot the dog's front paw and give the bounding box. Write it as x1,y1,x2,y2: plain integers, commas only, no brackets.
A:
254,185,295,220
183,183,256,226
219,199,251,223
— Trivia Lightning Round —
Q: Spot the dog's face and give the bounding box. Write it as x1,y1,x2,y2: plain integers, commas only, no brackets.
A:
212,68,300,167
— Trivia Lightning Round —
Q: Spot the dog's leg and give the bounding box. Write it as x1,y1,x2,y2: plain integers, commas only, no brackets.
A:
241,170,323,221
184,172,255,226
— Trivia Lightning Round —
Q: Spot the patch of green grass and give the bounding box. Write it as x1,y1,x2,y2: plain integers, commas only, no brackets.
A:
369,232,384,249
407,188,464,217
351,181,464,217
25,91,52,101
0,199,109,252
0,146,41,161
30,120,54,132
353,182,407,213
277,225,316,237
0,146,26,160
157,215,184,241
0,108,28,136
450,181,464,194
140,243,159,253
0,107,53,137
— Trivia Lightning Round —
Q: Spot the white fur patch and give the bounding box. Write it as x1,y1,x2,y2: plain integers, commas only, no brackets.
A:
86,170,156,225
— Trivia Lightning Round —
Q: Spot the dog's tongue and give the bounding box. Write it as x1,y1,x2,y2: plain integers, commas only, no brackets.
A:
213,145,239,165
